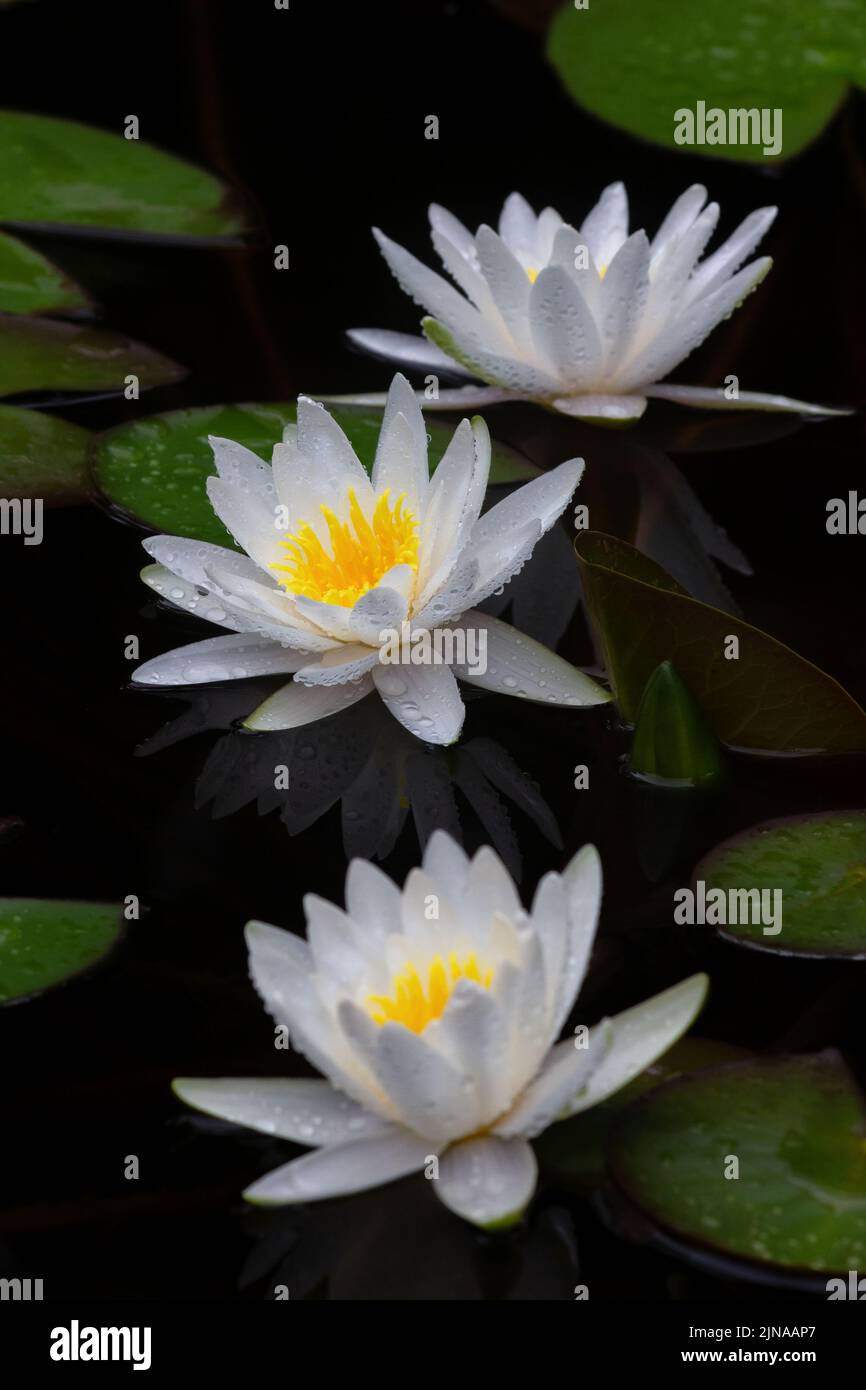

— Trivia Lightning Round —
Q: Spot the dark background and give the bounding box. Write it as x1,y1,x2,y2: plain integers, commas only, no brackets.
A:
0,0,864,1299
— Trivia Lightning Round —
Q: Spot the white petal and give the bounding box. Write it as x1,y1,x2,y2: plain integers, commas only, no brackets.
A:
142,535,267,590
244,674,374,731
205,475,284,573
423,316,561,396
373,228,504,355
645,383,852,416
529,265,603,389
295,645,380,687
494,1019,612,1138
418,416,487,588
429,982,512,1123
373,662,465,745
476,225,532,344
498,191,539,259
172,1076,388,1145
346,327,474,376
615,257,772,390
140,562,279,634
563,973,710,1116
316,385,517,411
598,231,650,366
550,844,603,1039
345,859,404,941
551,393,647,421
452,611,610,707
580,181,629,269
337,1006,476,1144
421,828,470,892
470,456,583,544
434,1135,537,1227
650,184,708,259
348,571,413,646
295,395,369,490
685,206,777,302
209,435,275,492
133,633,305,687
372,372,430,508
243,1130,429,1205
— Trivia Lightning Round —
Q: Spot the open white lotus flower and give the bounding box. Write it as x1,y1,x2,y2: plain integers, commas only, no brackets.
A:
174,831,708,1228
133,374,608,744
346,184,846,424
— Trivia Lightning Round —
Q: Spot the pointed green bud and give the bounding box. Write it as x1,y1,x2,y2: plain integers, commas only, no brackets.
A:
630,661,724,787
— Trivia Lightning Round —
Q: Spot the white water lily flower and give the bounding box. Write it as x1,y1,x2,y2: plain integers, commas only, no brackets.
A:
174,831,708,1228
132,374,608,744
347,184,846,424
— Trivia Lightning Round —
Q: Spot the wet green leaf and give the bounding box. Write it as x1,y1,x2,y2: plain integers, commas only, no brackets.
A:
0,111,244,241
0,314,184,398
631,660,725,786
0,231,88,314
609,1052,866,1276
0,405,91,503
548,0,862,163
0,898,123,1004
696,811,866,958
93,402,540,546
575,531,866,754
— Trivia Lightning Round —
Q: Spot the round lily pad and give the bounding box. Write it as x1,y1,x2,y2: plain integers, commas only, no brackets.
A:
0,898,124,1005
92,402,539,547
696,811,866,958
609,1052,866,1279
0,405,91,503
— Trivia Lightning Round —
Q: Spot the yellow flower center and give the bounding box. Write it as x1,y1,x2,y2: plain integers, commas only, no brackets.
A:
526,266,539,283
271,488,418,607
368,952,494,1033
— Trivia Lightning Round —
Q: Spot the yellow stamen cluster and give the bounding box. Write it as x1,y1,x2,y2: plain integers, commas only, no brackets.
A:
368,952,494,1033
272,488,418,608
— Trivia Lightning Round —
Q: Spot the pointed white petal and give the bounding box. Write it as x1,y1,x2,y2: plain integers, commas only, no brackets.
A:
650,184,708,259
551,393,647,421
346,327,474,376
295,395,369,489
373,228,504,354
563,973,710,1116
244,674,374,731
243,1130,429,1205
529,265,603,389
452,611,610,707
550,844,603,1039
645,383,852,416
476,225,532,344
372,662,465,745
580,181,629,269
421,828,470,891
685,207,777,302
172,1077,388,1145
295,645,380,687
133,633,305,687
494,1019,612,1138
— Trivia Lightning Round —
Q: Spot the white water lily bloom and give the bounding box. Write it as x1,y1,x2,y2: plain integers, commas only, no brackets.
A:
174,832,708,1228
132,375,608,743
347,184,846,424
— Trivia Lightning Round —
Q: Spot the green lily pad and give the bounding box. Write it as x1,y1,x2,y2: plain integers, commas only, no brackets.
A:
548,0,863,164
696,811,866,958
0,231,88,314
93,402,540,547
538,1037,748,1191
0,405,91,503
0,314,184,398
609,1052,866,1277
0,111,244,241
0,898,123,1004
575,531,866,754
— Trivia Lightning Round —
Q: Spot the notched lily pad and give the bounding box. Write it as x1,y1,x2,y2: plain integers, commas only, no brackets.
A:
0,111,245,242
0,898,124,1004
696,811,866,958
92,402,540,546
548,0,863,163
575,530,866,755
0,314,184,399
609,1052,866,1279
0,230,89,315
0,405,91,503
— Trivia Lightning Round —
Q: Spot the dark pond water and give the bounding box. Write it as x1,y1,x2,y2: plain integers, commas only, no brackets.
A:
1,0,865,1299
